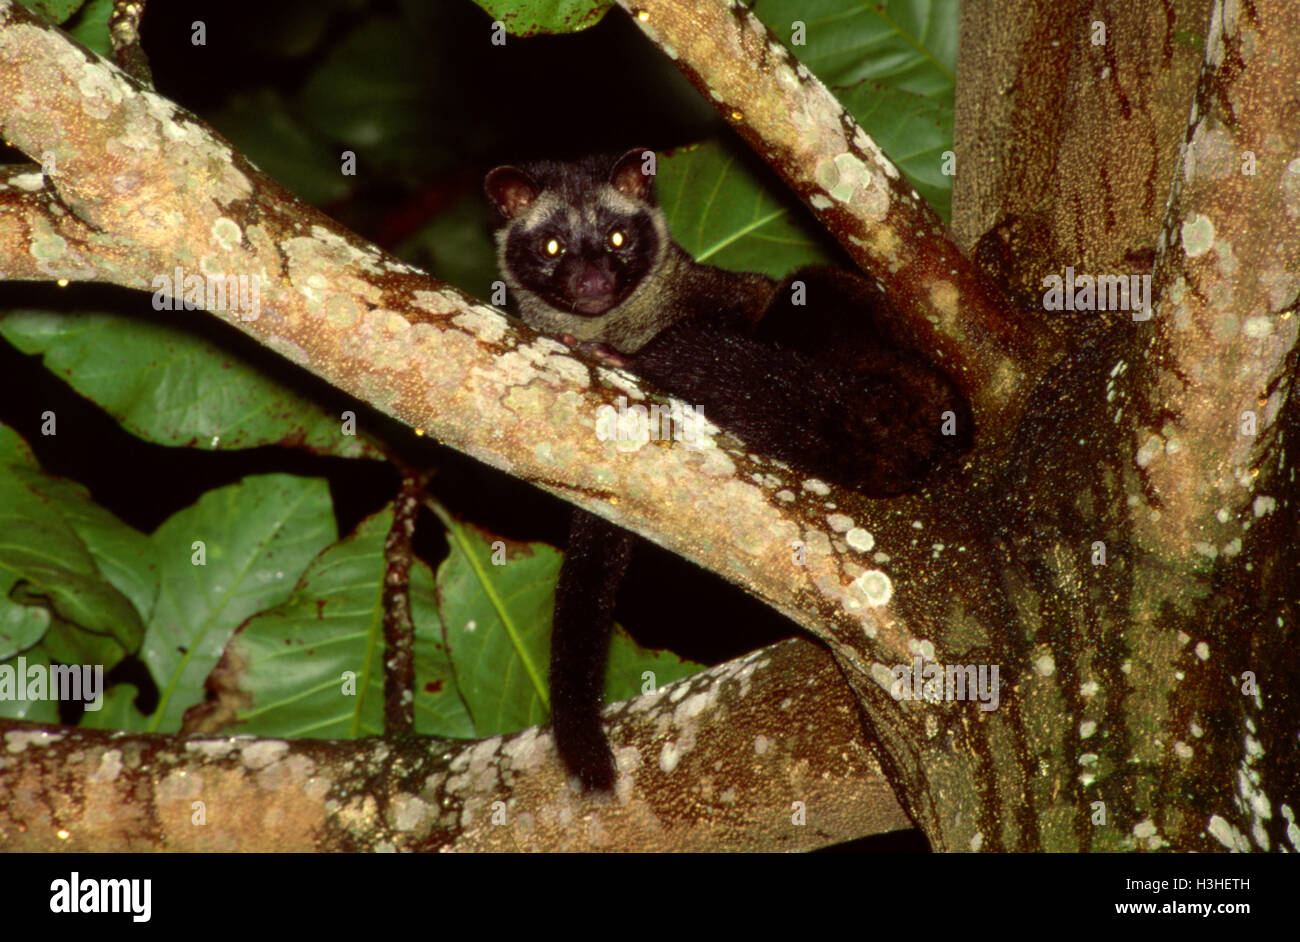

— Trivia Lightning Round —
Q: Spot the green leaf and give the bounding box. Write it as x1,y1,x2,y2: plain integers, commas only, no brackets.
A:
470,0,612,36
9,466,158,626
836,81,954,222
604,625,702,704
0,459,145,655
764,0,957,95
80,683,147,731
0,648,58,722
142,474,337,732
0,430,56,660
201,508,472,740
39,614,129,672
16,0,86,24
0,598,48,662
658,144,840,278
0,310,382,459
645,1,960,274
756,0,958,221
0,424,38,470
435,519,554,735
432,508,704,737
65,0,111,57
0,426,154,671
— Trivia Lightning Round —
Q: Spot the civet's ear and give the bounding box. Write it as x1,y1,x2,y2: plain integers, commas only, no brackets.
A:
609,148,656,203
483,165,540,219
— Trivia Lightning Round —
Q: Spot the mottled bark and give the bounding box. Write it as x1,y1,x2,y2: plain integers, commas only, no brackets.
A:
0,640,905,851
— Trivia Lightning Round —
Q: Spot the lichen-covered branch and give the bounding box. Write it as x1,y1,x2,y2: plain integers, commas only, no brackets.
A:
1114,0,1300,851
0,640,908,851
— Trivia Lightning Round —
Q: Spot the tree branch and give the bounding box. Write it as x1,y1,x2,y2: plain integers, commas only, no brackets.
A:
0,640,910,850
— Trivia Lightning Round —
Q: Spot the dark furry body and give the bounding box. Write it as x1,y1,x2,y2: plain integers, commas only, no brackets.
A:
486,150,972,790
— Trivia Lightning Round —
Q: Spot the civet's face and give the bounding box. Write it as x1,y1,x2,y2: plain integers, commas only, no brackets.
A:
485,151,663,317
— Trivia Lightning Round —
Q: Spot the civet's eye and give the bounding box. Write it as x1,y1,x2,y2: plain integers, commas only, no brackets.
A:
608,230,625,249
544,237,563,257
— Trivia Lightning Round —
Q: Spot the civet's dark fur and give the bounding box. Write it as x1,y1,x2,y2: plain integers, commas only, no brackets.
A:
485,148,972,791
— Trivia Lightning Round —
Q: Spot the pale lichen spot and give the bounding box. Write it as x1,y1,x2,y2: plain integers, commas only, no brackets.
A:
1242,315,1272,339
452,306,511,345
1133,819,1157,839
185,738,241,758
870,661,897,693
853,570,892,607
1253,495,1276,517
851,125,899,179
29,234,68,261
1282,805,1300,852
928,281,960,324
1284,159,1300,219
1260,270,1300,312
541,353,589,388
809,194,832,211
659,741,682,774
1174,740,1194,759
5,728,66,752
846,527,874,552
1135,434,1163,467
675,692,711,724
1252,821,1270,851
774,61,800,93
969,832,983,852
1035,653,1055,677
11,171,44,191
1207,814,1244,850
1079,720,1097,739
802,478,831,496
1180,213,1215,257
211,216,242,251
824,152,865,202
241,739,290,770
826,513,853,532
